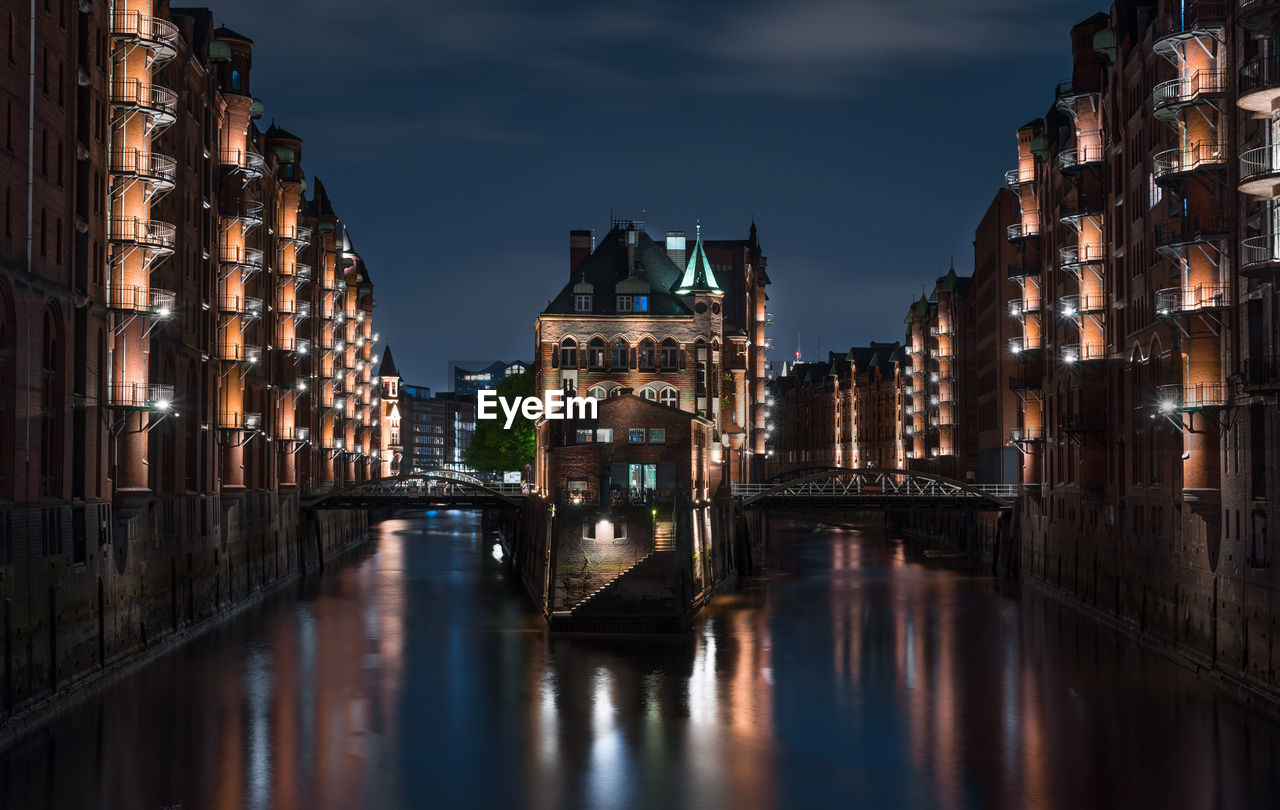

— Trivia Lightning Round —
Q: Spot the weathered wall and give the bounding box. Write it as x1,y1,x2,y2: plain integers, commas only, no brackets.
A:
0,494,368,740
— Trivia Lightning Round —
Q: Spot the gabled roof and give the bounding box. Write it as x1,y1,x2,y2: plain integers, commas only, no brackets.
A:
379,345,400,379
542,227,691,317
674,223,723,295
213,26,253,43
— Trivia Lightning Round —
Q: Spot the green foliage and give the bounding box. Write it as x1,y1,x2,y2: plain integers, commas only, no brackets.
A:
463,368,536,474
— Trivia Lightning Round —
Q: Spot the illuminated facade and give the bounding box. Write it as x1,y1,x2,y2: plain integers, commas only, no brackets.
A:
533,217,770,490
0,2,378,720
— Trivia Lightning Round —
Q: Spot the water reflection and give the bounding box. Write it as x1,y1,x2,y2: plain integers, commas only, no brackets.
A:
1,514,1279,809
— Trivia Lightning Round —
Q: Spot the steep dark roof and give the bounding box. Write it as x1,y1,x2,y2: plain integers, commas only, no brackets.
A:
213,26,253,43
379,345,400,379
265,121,302,142
305,177,336,218
674,225,723,294
542,227,692,317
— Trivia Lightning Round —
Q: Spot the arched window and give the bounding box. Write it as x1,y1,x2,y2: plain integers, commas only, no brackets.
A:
659,386,679,408
609,387,625,397
641,387,658,401
660,338,678,370
587,385,609,399
587,337,605,369
611,337,628,369
638,338,655,370
560,337,578,368
230,69,242,91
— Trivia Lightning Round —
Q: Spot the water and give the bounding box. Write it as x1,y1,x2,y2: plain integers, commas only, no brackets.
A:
2,512,1279,810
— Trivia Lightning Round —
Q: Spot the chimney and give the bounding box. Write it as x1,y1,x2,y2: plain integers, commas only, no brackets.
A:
666,230,686,267
570,229,591,277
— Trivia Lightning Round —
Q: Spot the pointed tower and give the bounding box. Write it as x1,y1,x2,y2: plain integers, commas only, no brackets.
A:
378,345,402,477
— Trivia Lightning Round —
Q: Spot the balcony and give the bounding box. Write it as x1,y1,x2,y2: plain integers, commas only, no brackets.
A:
1060,243,1106,275
218,411,263,431
1240,235,1280,276
1154,141,1226,184
1059,293,1105,319
279,425,310,442
1004,166,1038,189
218,245,264,277
1061,343,1106,364
1244,354,1280,388
279,225,313,246
1152,2,1227,59
1059,193,1105,224
280,260,310,279
217,342,262,365
110,149,176,197
1153,70,1226,118
108,382,174,411
1239,145,1280,198
1156,382,1228,411
220,148,266,179
1239,56,1280,114
1009,336,1041,355
1055,79,1101,116
1153,214,1230,253
1008,298,1030,319
1009,427,1045,444
1238,0,1280,32
218,293,263,319
109,285,175,318
109,79,177,130
279,337,311,355
110,9,180,63
109,217,175,254
279,299,311,320
223,200,264,229
1057,136,1105,174
1155,283,1229,317
1007,221,1041,243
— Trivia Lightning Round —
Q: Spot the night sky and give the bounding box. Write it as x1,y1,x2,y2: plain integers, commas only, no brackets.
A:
210,0,1105,391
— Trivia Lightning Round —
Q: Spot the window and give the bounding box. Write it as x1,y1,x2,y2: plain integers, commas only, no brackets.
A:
638,338,655,369
587,337,605,369
587,385,608,399
575,429,594,443
628,428,645,443
641,387,657,401
596,428,613,443
660,338,678,369
617,295,633,312
231,69,242,91
574,294,592,312
659,387,678,408
648,428,665,444
635,295,648,312
560,337,577,367
611,337,627,368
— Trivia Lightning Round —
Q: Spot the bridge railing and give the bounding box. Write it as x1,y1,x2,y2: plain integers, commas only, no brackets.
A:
731,480,1018,501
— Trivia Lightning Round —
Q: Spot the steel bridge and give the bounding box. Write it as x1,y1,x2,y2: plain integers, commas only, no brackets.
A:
302,470,528,510
732,467,1016,510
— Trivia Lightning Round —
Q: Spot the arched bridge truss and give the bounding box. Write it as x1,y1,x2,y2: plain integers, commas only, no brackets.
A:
733,468,1016,510
303,470,527,510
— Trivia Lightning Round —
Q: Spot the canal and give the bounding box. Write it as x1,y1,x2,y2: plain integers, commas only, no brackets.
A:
2,511,1279,809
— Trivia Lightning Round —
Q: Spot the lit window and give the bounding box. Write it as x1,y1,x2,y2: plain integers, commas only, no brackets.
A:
575,429,594,443
660,338,678,369
588,337,606,369
658,387,678,408
560,337,577,367
587,385,608,399
648,428,665,444
638,338,655,369
617,295,633,312
635,296,648,312
575,294,592,312
596,428,613,442
611,338,628,368
641,387,657,401
628,428,645,443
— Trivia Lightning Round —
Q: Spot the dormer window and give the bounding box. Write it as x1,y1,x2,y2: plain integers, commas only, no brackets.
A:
617,295,633,312
634,295,648,312
574,294,592,312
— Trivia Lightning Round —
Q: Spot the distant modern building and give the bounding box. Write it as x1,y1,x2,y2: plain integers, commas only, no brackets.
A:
381,347,476,473
450,360,529,397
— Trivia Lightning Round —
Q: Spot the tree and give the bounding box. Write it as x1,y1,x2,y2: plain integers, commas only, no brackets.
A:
463,368,536,475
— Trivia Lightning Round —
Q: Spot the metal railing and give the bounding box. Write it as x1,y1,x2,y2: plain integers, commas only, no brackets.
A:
108,382,174,410
110,284,175,317
110,9,181,53
279,337,310,354
1007,221,1041,241
280,225,313,245
110,148,177,185
1059,293,1106,317
223,200,264,226
221,148,266,177
217,342,262,364
1060,243,1106,267
1153,214,1230,248
109,217,175,250
1005,166,1037,187
1241,235,1280,269
1156,382,1228,409
1061,342,1106,363
1057,135,1105,171
218,411,263,430
1154,141,1226,179
1153,70,1226,110
1240,145,1280,185
1155,282,1229,315
731,471,1018,504
218,245,264,269
217,294,263,318
1153,1,1228,40
109,79,177,119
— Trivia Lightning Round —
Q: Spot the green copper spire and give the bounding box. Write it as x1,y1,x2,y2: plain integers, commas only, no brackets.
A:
675,221,723,295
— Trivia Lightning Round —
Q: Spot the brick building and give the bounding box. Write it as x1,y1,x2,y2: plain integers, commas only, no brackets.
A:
533,216,770,489
0,2,378,721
